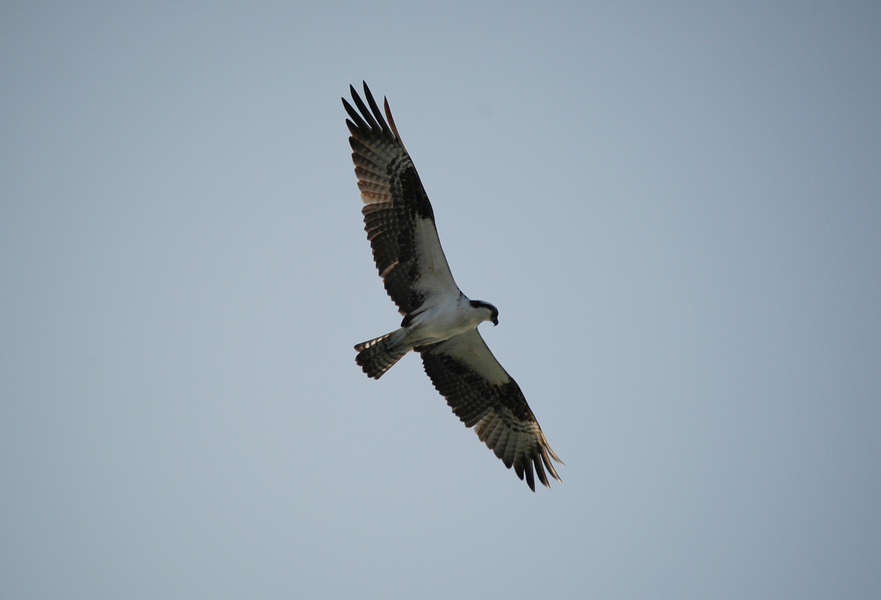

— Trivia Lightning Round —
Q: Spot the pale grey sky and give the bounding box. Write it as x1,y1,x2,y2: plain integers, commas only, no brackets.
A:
2,2,880,598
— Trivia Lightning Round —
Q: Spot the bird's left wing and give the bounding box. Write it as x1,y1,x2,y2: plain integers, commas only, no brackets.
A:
418,330,563,491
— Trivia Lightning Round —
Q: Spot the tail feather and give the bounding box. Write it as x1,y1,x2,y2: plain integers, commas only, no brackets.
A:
354,331,408,379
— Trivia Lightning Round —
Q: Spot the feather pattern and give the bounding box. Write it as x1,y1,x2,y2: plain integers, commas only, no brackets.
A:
345,83,562,491
418,330,562,491
343,83,457,316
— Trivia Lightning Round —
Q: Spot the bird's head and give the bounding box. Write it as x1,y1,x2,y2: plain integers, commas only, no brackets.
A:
470,300,499,326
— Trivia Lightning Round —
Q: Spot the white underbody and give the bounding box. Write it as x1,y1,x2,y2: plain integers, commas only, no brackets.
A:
389,292,490,351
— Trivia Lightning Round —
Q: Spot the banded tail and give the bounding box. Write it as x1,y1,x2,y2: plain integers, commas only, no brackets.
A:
354,332,408,379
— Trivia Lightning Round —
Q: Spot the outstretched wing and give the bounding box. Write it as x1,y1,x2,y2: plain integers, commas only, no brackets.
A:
343,82,459,316
419,330,563,491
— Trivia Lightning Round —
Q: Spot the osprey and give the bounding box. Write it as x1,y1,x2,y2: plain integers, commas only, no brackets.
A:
343,82,562,491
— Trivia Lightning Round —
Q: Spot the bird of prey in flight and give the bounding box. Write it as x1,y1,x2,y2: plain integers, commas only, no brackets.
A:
343,82,562,491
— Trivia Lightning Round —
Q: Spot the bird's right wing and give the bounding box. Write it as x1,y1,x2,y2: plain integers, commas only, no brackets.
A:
343,82,460,316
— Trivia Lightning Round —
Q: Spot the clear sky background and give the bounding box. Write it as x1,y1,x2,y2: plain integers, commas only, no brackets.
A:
2,2,879,598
